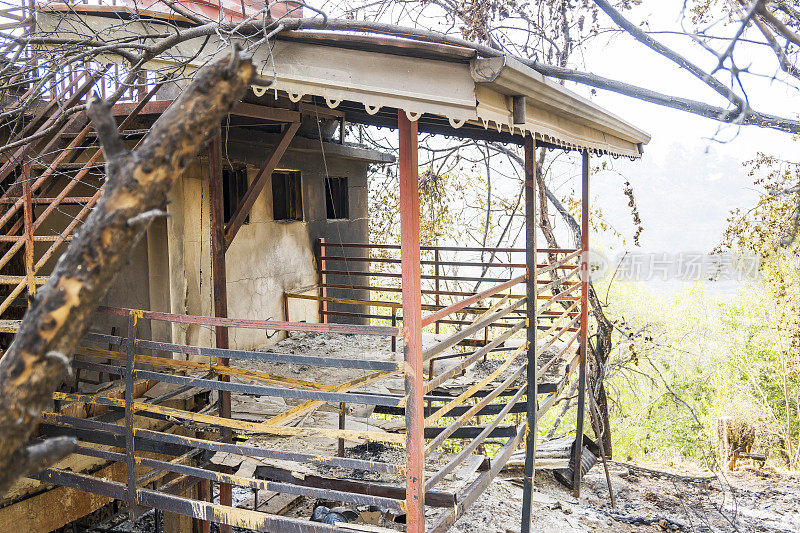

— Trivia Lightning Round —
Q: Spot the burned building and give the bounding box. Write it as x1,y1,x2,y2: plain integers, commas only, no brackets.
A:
0,2,649,532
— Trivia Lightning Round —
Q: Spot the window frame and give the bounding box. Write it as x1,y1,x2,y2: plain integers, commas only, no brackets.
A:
222,165,249,225
325,176,350,221
271,169,303,222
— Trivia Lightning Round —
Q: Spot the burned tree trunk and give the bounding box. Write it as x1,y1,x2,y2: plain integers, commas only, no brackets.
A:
0,52,255,495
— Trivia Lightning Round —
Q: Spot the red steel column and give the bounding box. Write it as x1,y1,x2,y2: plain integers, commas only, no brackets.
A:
22,162,35,297
399,110,424,532
317,237,327,323
195,478,211,533
208,132,232,532
573,150,590,496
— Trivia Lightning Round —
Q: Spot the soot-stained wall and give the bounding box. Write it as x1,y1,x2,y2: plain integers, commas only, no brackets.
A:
151,132,391,352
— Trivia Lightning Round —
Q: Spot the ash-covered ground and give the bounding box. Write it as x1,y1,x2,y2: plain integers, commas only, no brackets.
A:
102,333,800,532
452,462,800,532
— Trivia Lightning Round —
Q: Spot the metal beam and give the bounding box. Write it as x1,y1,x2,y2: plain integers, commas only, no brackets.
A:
111,100,172,117
124,314,139,518
133,338,400,370
374,400,528,418
112,100,301,123
573,149,590,496
428,424,526,533
136,456,405,512
31,468,347,533
521,134,537,533
133,370,404,406
1,462,125,532
254,465,456,508
208,132,232,532
225,121,300,248
426,386,526,490
96,308,399,337
398,110,424,533
232,102,301,123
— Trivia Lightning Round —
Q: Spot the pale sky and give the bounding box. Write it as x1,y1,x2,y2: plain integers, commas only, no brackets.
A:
580,2,797,258
548,3,798,294
308,1,797,292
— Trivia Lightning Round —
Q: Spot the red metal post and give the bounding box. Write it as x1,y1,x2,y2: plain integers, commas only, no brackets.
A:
136,70,147,102
573,150,590,496
338,401,346,457
208,132,232,531
399,110,424,533
194,475,211,533
22,162,35,297
317,237,327,323
520,134,537,533
391,307,397,352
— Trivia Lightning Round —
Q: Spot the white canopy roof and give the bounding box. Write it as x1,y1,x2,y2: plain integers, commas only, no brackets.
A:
36,4,651,158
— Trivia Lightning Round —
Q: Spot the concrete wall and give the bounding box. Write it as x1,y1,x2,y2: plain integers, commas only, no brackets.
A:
96,236,152,341
153,134,385,351
162,159,214,350
21,132,386,352
30,173,153,342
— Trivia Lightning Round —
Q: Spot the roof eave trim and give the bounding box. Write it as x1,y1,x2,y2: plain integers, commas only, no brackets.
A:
470,55,651,147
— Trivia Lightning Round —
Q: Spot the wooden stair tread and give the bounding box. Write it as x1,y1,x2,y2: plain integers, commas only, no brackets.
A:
61,128,150,139
0,319,21,333
30,162,103,171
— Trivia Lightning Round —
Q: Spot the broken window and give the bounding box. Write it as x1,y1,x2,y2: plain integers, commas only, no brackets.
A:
272,170,303,221
223,166,249,224
325,177,349,220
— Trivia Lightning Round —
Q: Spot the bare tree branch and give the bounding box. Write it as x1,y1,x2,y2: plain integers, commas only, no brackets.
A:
593,0,746,110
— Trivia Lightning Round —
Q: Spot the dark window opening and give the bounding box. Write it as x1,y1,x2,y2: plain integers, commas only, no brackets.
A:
272,170,303,221
325,177,349,220
223,166,249,224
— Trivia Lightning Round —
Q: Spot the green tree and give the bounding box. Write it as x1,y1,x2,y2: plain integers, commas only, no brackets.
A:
718,151,800,467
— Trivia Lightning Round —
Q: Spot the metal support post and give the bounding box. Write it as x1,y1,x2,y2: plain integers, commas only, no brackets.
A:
317,238,327,323
208,132,232,532
521,134,537,533
22,162,35,297
124,312,138,518
573,149,590,496
399,110,424,533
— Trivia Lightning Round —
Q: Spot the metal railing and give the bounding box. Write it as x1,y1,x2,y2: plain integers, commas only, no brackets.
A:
283,241,585,531
0,67,172,319
41,305,412,531
21,240,585,531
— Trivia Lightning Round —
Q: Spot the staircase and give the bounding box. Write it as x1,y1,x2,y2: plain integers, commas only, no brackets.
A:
0,52,164,345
